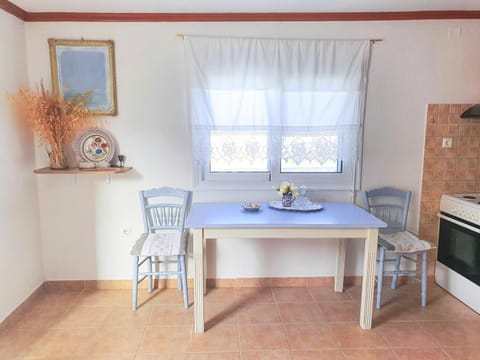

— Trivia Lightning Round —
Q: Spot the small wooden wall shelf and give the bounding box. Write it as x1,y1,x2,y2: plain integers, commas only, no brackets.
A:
34,166,133,174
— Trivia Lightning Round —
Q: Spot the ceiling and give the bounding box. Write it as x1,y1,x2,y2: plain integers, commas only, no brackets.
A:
11,0,480,13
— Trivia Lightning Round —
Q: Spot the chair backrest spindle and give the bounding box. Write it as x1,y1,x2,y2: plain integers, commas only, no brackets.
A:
139,187,191,234
363,187,411,232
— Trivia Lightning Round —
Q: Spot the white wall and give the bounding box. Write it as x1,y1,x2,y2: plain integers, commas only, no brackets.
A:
0,11,44,322
25,20,480,281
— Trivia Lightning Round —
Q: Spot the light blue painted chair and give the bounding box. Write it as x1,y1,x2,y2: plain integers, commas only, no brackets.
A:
130,187,191,310
363,187,435,309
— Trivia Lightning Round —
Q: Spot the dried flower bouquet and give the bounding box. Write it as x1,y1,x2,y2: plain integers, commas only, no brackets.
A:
10,82,96,169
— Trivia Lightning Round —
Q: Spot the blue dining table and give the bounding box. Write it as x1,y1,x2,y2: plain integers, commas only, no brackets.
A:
185,201,386,333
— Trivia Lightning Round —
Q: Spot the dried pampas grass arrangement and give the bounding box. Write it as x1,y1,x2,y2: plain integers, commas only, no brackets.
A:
10,81,96,169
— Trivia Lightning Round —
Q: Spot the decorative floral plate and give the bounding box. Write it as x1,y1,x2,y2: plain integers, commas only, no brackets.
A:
78,128,115,163
268,201,323,212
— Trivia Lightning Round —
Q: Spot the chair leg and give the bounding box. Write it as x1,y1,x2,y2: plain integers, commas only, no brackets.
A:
147,256,153,293
376,246,385,310
132,256,139,311
180,255,188,309
391,255,402,290
421,251,428,307
177,257,182,291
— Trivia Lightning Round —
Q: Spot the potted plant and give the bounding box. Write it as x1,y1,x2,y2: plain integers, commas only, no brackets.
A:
9,82,96,169
273,181,299,207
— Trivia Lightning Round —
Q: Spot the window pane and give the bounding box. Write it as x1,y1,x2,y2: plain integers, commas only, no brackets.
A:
210,131,268,172
281,132,339,173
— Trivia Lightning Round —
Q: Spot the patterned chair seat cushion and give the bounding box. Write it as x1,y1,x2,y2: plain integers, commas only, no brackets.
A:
130,231,187,256
378,231,436,253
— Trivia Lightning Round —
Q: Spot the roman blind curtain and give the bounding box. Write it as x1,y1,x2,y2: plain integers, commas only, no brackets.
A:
184,36,370,185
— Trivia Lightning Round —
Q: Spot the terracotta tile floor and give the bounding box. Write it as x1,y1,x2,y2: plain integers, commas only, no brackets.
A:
1,283,479,359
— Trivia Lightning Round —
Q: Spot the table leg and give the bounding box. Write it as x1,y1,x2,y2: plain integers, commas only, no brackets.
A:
335,238,346,292
360,228,378,330
203,237,207,295
193,228,205,333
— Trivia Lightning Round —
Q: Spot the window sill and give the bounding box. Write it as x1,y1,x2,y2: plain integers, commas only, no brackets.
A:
193,182,357,192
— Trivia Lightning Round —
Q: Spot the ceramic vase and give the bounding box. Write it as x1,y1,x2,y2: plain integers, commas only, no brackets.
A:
282,193,295,207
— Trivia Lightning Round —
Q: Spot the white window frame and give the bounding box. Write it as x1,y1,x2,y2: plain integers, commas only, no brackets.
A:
194,126,362,191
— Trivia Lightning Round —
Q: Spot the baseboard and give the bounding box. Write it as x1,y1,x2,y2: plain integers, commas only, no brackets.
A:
43,274,418,290
0,283,44,331
42,275,407,290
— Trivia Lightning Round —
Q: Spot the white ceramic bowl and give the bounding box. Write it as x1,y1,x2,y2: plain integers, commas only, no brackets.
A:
242,203,262,211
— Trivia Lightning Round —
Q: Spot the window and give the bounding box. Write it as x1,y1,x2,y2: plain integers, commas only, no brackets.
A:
204,126,357,189
185,37,370,189
210,131,268,173
209,130,339,174
281,132,339,173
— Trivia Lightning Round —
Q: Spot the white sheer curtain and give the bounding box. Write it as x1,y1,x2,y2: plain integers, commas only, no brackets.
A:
184,36,370,185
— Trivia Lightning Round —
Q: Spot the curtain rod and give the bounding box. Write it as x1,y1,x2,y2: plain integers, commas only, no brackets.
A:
175,34,383,43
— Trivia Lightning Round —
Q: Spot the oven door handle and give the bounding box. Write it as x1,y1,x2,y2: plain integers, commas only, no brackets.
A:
438,213,480,234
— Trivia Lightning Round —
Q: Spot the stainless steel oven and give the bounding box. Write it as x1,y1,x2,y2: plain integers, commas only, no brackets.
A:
436,194,480,313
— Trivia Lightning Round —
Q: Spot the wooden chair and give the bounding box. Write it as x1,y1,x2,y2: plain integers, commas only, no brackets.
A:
130,187,191,310
363,187,435,309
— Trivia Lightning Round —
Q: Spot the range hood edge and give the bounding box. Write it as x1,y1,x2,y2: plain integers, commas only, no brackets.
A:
461,104,480,119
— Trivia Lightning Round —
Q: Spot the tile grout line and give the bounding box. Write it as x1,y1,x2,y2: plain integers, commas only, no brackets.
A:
133,298,154,358
391,348,401,360
234,287,244,360
440,347,455,360
186,307,194,360
272,287,294,358
307,285,344,355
